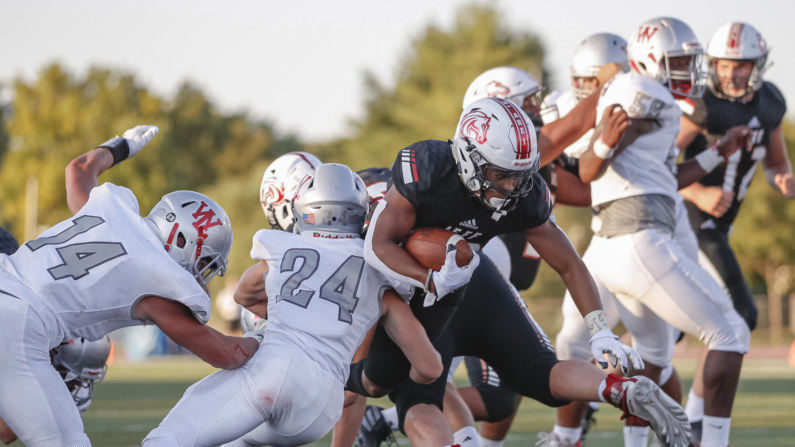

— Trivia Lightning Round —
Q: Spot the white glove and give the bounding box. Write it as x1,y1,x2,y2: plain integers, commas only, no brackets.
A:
253,316,268,331
423,239,480,307
122,125,159,158
243,330,266,344
589,329,644,374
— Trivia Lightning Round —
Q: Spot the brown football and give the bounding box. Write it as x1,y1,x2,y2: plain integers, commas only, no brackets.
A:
405,228,474,271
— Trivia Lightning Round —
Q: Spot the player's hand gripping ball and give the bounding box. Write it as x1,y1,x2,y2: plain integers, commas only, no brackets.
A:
405,228,479,306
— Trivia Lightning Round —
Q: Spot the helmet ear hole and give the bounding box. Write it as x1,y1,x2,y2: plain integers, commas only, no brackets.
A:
176,233,186,249
639,62,647,71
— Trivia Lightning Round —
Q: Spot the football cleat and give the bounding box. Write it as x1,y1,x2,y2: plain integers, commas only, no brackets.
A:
689,420,702,447
535,431,583,447
356,405,396,447
602,374,691,447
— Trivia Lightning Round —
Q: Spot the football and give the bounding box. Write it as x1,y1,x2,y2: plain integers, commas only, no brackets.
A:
405,228,474,271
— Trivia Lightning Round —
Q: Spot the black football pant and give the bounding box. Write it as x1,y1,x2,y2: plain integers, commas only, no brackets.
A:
388,257,565,432
693,224,758,331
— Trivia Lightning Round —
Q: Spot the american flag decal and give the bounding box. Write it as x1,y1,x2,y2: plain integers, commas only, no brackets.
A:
303,213,316,224
401,149,419,184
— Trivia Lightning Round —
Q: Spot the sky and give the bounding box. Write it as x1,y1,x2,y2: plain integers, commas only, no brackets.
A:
1,0,793,142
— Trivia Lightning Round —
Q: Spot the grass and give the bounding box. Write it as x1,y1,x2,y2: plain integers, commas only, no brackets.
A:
7,357,794,446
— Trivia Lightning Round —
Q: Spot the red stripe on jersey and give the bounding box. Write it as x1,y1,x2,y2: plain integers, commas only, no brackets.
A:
412,162,419,181
493,98,532,160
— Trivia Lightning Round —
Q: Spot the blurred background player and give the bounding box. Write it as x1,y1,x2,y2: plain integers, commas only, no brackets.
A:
0,336,112,445
0,125,259,446
576,17,753,447
676,22,793,444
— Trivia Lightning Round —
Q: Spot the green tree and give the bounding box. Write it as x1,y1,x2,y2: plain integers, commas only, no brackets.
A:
0,64,296,243
314,3,547,171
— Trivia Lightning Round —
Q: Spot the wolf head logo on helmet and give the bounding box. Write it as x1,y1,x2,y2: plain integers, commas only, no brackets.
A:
460,110,492,144
260,177,285,206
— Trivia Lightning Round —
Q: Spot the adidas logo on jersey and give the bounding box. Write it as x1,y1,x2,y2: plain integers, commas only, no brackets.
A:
701,219,717,230
459,219,478,229
747,116,761,129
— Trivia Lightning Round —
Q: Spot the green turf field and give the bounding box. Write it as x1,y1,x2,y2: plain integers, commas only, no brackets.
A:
9,357,793,446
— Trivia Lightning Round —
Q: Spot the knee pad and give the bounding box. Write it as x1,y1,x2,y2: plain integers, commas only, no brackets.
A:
474,384,518,423
704,310,750,355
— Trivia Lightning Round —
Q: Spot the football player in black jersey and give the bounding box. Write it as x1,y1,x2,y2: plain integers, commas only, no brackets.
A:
345,96,691,447
676,22,793,443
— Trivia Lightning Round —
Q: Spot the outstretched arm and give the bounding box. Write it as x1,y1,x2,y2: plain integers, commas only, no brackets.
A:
763,122,795,197
234,261,270,319
380,290,443,385
135,296,259,370
65,125,159,214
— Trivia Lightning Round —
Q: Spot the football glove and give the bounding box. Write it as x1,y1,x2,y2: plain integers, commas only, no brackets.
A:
589,329,644,374
99,125,159,165
424,245,480,307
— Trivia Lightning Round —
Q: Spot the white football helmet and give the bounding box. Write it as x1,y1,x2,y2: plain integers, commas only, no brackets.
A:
627,17,707,98
571,33,630,100
463,66,543,111
706,22,769,99
291,164,369,239
146,191,233,293
260,152,322,231
52,336,112,406
452,97,539,213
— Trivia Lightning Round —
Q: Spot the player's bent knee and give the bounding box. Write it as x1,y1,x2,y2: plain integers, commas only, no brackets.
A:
410,360,444,385
475,385,518,422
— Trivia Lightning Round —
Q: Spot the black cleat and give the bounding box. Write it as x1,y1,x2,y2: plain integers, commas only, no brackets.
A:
356,405,396,447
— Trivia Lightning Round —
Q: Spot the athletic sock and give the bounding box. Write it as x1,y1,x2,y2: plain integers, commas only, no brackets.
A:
454,426,481,447
700,415,731,447
552,425,582,444
588,401,600,411
381,406,400,431
478,435,504,447
623,426,650,447
684,388,705,423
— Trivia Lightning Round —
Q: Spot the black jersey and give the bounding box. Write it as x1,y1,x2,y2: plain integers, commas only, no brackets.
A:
682,82,786,226
391,140,552,247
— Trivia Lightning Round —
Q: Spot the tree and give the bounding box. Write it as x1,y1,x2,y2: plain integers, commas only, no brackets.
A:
313,3,547,171
0,64,296,243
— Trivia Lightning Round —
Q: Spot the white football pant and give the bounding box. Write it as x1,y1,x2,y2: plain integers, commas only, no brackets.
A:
585,228,750,367
143,341,343,447
0,293,91,447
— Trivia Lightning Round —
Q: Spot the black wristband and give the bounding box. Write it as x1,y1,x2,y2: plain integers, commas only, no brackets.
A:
98,137,130,166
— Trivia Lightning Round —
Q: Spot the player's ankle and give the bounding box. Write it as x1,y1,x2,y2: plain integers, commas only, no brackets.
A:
700,415,730,447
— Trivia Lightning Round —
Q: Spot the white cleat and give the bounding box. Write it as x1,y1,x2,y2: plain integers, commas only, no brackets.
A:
626,376,691,447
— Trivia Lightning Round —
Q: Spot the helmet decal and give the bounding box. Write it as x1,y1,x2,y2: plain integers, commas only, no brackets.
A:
492,98,533,161
191,202,223,239
484,80,511,98
261,177,285,205
637,26,659,43
460,110,492,144
727,23,744,52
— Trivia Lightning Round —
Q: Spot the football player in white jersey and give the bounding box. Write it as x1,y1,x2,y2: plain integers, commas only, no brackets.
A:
143,163,442,447
540,32,697,447
577,18,753,447
0,125,260,446
0,336,111,444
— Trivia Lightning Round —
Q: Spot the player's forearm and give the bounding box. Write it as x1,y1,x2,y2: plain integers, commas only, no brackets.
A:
364,200,426,288
560,260,602,317
678,181,706,202
65,148,114,214
539,91,599,166
554,167,591,207
191,329,258,370
0,415,18,445
578,149,609,183
676,159,710,189
382,295,443,384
